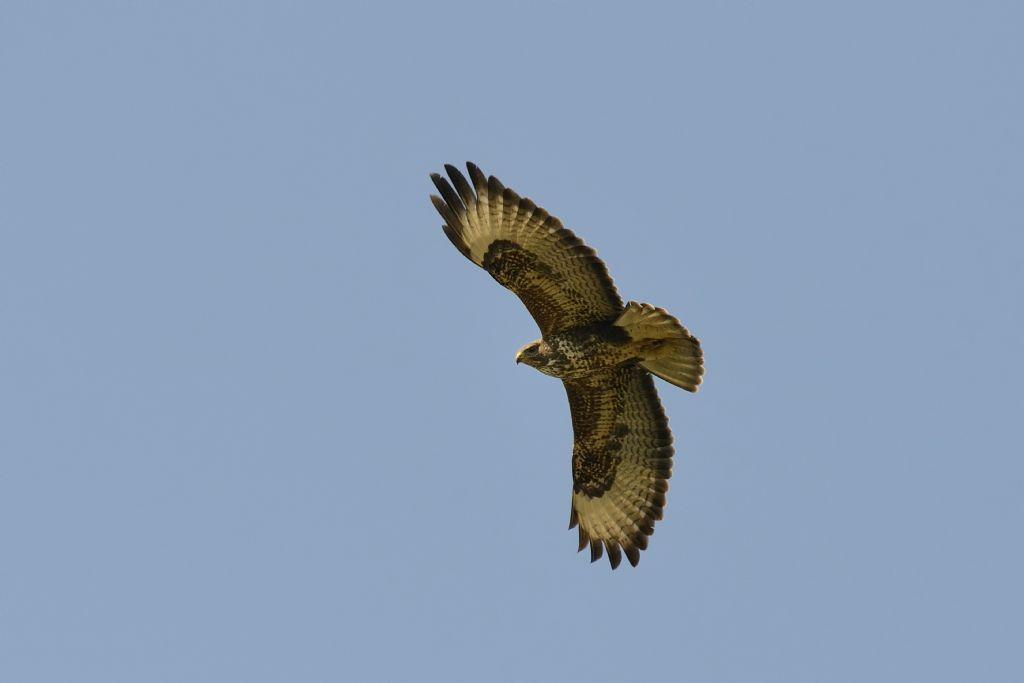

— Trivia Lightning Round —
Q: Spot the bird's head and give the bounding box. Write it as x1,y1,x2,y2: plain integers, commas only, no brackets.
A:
515,339,547,370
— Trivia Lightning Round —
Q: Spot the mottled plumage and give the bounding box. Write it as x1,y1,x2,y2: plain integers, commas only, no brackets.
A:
430,162,704,568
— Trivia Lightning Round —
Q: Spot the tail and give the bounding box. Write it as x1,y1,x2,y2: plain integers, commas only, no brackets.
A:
615,301,704,392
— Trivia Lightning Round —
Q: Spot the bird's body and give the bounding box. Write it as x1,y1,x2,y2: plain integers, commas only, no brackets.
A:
430,163,704,568
517,321,631,380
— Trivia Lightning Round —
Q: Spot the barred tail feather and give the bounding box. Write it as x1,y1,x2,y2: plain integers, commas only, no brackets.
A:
615,301,704,392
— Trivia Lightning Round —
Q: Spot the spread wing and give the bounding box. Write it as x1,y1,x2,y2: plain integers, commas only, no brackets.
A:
430,163,623,336
564,366,673,569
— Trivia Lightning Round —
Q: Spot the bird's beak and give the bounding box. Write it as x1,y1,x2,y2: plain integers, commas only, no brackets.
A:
515,350,523,364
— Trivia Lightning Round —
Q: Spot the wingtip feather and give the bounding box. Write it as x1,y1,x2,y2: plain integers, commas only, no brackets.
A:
446,164,475,206
606,542,622,570
466,161,486,185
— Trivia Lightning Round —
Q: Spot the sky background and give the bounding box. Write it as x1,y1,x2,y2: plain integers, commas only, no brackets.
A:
2,1,1021,681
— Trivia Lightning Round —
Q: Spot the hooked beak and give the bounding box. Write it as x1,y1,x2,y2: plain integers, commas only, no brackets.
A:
515,350,523,364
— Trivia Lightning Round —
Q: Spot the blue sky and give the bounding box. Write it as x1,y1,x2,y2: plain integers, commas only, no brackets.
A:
2,1,1021,681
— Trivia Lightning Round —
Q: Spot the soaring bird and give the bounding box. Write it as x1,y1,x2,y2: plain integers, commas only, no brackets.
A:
430,163,704,568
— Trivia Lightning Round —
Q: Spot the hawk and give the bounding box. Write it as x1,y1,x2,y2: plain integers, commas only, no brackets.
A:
430,163,704,568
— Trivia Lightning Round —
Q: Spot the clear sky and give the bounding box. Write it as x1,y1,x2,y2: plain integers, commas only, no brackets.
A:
2,2,1021,681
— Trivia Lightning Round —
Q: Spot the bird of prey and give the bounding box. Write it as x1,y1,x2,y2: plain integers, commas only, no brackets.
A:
430,163,704,568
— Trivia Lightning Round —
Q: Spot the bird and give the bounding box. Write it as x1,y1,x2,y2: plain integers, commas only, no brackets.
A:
429,162,704,568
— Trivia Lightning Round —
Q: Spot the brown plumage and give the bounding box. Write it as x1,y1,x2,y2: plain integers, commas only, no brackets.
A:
430,162,704,569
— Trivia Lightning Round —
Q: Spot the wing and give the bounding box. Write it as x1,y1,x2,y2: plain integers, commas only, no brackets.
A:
430,163,623,336
564,366,673,569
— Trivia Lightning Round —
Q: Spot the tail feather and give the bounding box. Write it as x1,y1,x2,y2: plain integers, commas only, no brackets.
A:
615,302,704,392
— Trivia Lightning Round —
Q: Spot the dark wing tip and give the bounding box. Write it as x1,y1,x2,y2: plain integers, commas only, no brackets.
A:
428,171,446,194
624,545,641,567
466,161,485,183
445,163,476,206
431,172,466,218
589,539,604,563
429,192,450,215
464,162,506,198
606,542,622,570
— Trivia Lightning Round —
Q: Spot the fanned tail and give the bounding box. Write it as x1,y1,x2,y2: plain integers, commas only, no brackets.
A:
615,301,704,392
